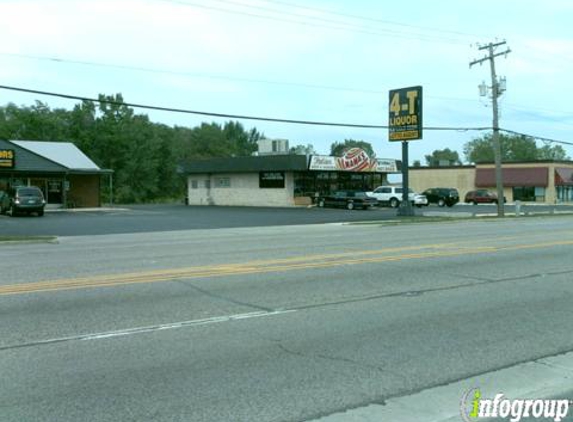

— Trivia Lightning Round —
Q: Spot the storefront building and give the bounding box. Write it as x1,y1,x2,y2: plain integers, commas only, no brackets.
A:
409,161,573,203
182,148,399,207
0,139,111,208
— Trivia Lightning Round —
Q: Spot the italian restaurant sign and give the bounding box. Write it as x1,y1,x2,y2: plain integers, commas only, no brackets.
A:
309,148,398,173
0,149,15,168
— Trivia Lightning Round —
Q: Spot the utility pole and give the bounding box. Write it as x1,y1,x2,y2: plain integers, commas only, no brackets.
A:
470,41,511,217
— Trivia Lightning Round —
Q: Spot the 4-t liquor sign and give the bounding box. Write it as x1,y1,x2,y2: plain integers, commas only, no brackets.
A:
388,86,423,141
388,85,422,216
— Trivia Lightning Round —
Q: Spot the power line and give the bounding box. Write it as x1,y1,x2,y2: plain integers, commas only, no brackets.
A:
0,84,490,131
211,0,471,43
2,84,571,148
153,0,469,45
260,0,483,40
0,52,388,95
1,52,498,107
500,128,573,147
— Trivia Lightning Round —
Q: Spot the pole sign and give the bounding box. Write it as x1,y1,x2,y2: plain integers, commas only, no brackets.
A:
388,86,423,141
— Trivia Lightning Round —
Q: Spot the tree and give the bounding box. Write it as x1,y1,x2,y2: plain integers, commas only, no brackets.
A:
330,139,375,157
424,148,461,166
464,133,538,163
538,144,569,160
223,121,263,156
0,98,265,203
290,144,316,155
412,160,422,167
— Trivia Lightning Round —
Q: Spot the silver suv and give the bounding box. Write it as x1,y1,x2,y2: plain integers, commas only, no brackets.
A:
366,186,428,208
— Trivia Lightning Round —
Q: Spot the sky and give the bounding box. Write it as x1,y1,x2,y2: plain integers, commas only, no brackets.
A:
1,0,572,164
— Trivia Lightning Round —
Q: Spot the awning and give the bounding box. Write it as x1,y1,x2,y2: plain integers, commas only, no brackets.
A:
475,167,548,187
555,168,573,186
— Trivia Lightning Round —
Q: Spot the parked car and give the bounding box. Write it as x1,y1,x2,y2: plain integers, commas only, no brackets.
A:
464,189,504,204
317,190,378,210
422,187,459,207
366,186,428,208
0,186,46,216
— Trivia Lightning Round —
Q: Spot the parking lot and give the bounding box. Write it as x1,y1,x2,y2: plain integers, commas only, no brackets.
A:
1,203,571,237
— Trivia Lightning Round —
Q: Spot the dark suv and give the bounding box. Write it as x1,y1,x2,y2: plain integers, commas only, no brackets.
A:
0,186,46,216
422,188,459,207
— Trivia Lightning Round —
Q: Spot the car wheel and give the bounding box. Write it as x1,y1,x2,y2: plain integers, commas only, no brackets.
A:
389,198,399,208
318,199,325,208
346,202,354,210
416,204,422,208
37,210,44,217
493,199,498,204
472,200,477,205
437,199,445,207
9,205,17,217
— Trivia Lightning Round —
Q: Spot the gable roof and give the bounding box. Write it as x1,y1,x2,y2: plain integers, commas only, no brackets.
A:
10,140,100,171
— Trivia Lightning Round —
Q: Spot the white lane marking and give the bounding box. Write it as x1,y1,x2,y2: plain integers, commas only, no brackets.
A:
0,310,296,350
79,310,295,341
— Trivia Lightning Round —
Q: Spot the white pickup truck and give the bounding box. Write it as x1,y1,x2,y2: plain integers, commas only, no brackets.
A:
366,186,428,208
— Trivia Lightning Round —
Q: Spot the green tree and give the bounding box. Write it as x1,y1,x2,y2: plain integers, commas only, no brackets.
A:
330,139,375,157
538,143,569,160
412,160,422,167
290,144,316,155
0,98,265,203
464,133,538,163
424,148,461,166
223,121,262,156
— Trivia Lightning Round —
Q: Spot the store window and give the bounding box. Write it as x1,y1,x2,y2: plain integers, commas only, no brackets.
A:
259,172,285,188
556,186,573,202
294,172,315,197
215,177,231,188
513,187,540,202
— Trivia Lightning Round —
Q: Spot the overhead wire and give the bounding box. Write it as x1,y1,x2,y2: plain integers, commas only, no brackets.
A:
1,84,571,149
0,84,489,131
254,0,483,40
152,0,470,45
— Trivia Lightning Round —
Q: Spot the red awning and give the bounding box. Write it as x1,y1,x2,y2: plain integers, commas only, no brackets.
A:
475,167,548,187
555,168,573,186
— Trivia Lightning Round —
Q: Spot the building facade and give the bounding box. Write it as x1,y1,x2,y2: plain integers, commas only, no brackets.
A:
183,149,399,207
0,139,111,208
409,161,573,203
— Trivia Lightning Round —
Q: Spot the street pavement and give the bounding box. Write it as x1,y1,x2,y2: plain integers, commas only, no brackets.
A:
2,216,573,421
0,202,571,237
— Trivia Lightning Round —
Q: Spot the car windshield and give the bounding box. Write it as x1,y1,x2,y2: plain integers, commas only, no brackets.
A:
17,188,42,197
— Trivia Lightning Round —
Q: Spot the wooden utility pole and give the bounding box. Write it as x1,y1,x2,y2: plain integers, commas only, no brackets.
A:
470,41,511,217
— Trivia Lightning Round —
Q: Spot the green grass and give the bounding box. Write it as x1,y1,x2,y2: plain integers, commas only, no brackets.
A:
0,235,57,243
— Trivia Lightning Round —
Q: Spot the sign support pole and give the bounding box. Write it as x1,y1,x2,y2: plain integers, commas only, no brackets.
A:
397,141,414,216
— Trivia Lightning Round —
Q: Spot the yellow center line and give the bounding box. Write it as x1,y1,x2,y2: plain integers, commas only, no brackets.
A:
2,238,573,296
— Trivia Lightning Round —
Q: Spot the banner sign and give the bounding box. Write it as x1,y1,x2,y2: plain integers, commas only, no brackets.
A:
309,148,398,173
0,149,15,168
388,86,423,141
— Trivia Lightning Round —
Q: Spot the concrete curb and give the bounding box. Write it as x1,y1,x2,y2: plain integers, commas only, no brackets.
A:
309,351,573,422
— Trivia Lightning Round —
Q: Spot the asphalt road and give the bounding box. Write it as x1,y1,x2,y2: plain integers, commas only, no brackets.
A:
0,202,571,236
2,216,573,421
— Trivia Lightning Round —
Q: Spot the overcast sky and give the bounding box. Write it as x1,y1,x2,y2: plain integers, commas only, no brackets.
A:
1,0,572,163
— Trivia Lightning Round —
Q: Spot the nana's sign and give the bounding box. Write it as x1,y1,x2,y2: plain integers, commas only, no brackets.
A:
0,149,15,168
309,148,398,173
